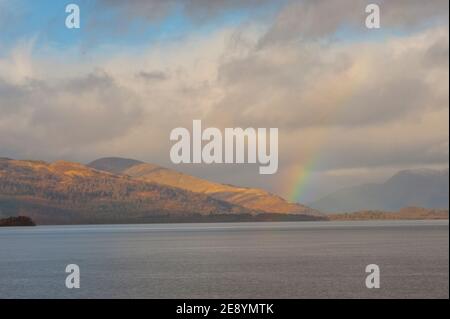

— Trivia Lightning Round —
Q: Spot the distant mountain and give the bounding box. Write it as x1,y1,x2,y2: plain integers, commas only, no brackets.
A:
89,157,319,216
329,207,449,221
309,168,449,213
89,157,144,174
0,158,321,225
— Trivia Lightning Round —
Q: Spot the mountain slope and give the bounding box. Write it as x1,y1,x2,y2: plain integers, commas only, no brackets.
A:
309,168,449,213
89,157,319,215
0,158,257,224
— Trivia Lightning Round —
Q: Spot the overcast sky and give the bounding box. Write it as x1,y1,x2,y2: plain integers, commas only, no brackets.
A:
0,0,448,202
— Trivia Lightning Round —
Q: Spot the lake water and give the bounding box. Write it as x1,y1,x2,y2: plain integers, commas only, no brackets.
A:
0,220,448,299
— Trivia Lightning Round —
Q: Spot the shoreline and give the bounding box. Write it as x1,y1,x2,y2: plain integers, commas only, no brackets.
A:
1,213,447,227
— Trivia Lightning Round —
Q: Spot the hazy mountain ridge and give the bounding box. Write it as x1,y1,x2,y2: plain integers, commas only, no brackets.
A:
89,157,319,216
329,207,449,221
309,168,449,213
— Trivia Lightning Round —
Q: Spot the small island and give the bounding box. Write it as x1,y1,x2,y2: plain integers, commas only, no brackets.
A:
0,216,36,227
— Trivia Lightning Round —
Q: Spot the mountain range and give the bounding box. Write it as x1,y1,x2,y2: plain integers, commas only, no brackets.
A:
1,156,447,224
309,168,449,213
0,157,320,224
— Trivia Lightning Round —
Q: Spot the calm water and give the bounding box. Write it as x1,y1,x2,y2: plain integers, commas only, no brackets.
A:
0,220,448,299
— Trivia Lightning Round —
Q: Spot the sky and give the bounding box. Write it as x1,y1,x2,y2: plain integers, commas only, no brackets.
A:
0,0,449,203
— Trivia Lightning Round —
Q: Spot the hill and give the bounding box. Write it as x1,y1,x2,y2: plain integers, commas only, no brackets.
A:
89,157,319,216
0,158,321,224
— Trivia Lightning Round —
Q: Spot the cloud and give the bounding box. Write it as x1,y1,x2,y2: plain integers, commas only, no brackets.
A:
258,0,449,47
0,66,144,158
0,0,448,199
210,26,449,130
136,70,169,82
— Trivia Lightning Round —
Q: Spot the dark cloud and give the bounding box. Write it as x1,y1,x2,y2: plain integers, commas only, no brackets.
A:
381,0,449,27
313,132,449,172
136,70,169,82
424,35,450,68
64,70,115,93
258,0,449,48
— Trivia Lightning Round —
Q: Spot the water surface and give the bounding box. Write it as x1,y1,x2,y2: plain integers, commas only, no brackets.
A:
0,220,448,298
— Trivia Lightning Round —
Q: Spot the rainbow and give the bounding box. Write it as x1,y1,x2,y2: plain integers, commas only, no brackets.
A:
288,157,317,203
283,60,365,203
